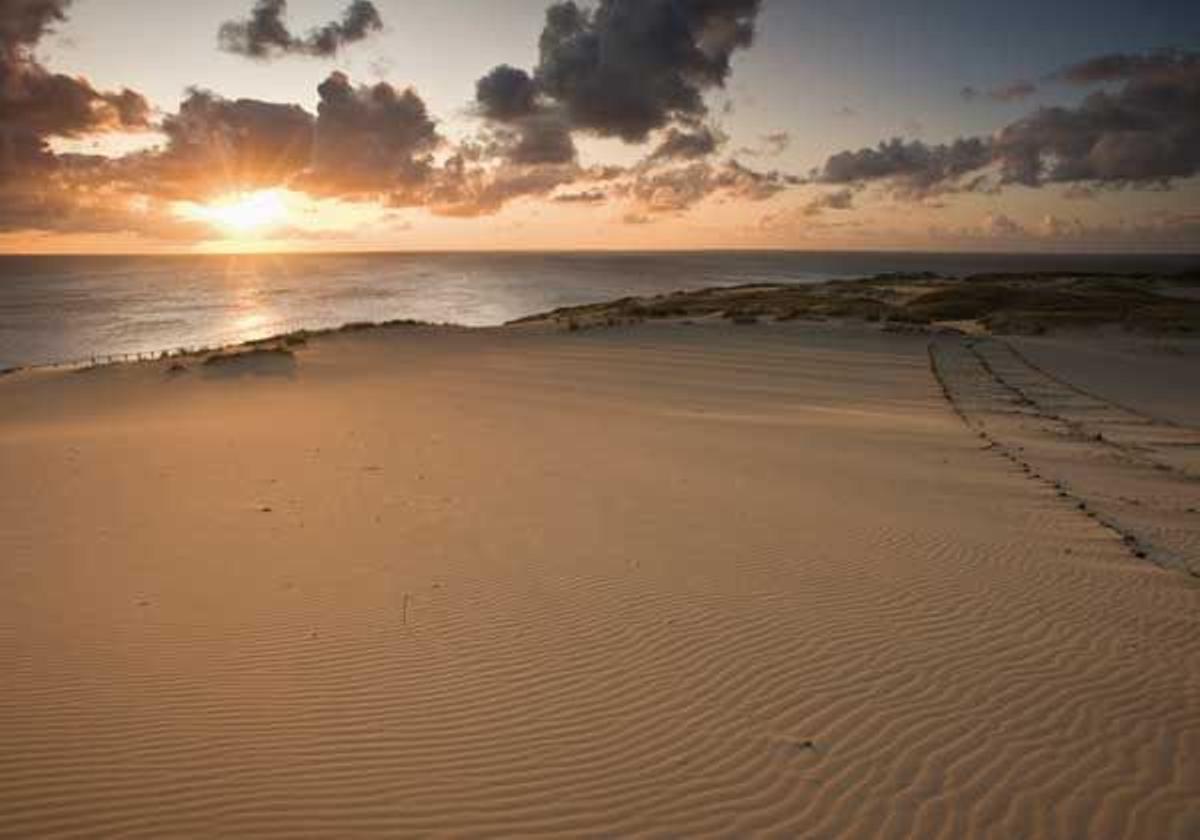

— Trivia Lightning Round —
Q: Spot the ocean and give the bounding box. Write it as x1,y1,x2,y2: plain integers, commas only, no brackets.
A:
1,250,1196,370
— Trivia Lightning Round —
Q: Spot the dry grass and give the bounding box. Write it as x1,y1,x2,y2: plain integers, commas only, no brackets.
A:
203,346,295,367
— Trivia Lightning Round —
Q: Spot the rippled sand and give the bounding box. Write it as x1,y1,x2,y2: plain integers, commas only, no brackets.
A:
2,322,1197,838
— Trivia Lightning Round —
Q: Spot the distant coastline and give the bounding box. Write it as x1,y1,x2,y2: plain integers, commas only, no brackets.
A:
3,252,1198,370
5,267,1198,377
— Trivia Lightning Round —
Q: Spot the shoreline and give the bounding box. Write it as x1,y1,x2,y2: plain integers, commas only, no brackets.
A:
5,268,1199,377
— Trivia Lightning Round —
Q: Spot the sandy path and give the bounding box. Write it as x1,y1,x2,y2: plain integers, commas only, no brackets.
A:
1,323,1198,838
1012,335,1200,427
931,336,1200,577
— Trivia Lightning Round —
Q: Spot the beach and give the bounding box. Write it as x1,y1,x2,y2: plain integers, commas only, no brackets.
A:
2,319,1199,837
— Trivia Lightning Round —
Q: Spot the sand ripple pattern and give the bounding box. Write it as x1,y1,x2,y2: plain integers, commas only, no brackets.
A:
2,324,1199,838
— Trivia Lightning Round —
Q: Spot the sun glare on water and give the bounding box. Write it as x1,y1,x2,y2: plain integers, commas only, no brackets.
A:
193,190,288,235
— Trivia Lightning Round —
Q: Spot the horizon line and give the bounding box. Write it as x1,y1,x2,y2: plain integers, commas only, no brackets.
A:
2,247,1199,260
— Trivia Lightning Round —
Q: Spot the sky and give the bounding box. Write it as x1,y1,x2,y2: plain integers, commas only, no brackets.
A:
2,0,1199,253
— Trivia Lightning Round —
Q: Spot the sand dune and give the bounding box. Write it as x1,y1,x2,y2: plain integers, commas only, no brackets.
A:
1011,334,1200,427
932,335,1200,576
1,322,1198,838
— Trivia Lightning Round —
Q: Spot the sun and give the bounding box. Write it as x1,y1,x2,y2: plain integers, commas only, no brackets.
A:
193,190,288,234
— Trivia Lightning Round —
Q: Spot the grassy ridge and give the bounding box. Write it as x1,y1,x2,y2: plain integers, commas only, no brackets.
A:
512,271,1200,335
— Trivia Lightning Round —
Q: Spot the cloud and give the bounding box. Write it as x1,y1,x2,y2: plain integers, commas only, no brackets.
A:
802,187,854,216
928,210,1200,249
960,81,1037,103
475,0,763,145
818,49,1200,197
218,0,383,60
500,112,577,165
737,130,789,158
461,2,777,210
818,137,992,196
1051,50,1198,85
553,189,607,203
980,211,1027,238
0,2,781,237
476,65,540,121
0,0,150,144
993,54,1200,186
647,124,725,162
622,158,788,213
303,72,440,195
150,88,315,197
0,0,161,234
480,110,578,166
0,0,68,44
422,155,579,217
142,73,575,221
761,131,791,155
1043,212,1200,248
0,168,208,239
474,65,576,165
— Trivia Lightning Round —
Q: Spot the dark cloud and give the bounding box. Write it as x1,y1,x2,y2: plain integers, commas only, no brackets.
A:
1055,54,1156,84
460,1,774,213
960,81,1037,103
1051,50,1198,85
0,167,207,238
0,122,52,176
7,68,446,230
474,65,575,165
647,125,725,162
818,137,992,196
474,110,577,167
0,0,150,141
476,0,763,146
303,72,440,195
0,0,159,234
308,0,382,55
819,49,1200,196
219,0,383,60
994,53,1200,186
502,112,577,165
0,0,68,48
152,88,315,197
476,65,539,121
535,0,761,141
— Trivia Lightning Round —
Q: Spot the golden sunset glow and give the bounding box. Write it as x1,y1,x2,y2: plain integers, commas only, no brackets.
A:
0,0,1196,254
187,191,289,236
